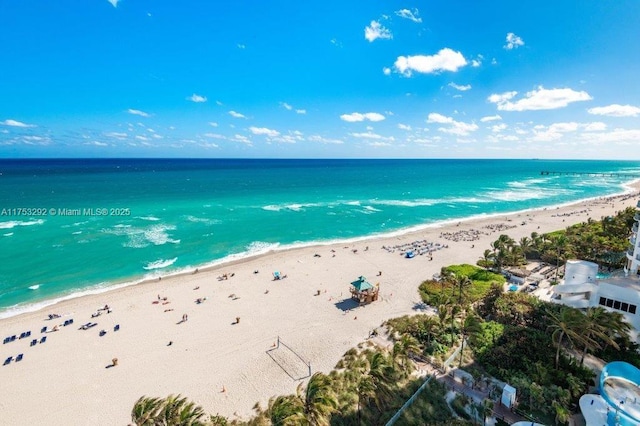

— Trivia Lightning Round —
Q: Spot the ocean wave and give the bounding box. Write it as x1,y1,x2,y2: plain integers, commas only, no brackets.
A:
185,215,220,225
72,231,82,235
0,219,45,229
137,216,161,221
371,199,438,207
143,257,178,270
103,223,180,248
28,284,40,290
3,232,13,237
483,186,576,202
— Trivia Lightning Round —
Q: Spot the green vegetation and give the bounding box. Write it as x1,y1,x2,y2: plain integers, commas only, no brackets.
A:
419,264,506,306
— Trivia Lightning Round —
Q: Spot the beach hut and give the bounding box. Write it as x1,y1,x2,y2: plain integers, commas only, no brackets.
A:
350,276,380,304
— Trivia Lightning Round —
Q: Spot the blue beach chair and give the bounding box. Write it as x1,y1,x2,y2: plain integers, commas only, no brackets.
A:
41,326,47,333
40,336,47,344
30,339,37,347
16,354,23,362
3,356,12,365
114,324,120,331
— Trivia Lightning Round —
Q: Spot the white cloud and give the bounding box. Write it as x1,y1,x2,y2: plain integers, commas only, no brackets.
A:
504,32,524,50
393,48,467,76
232,134,252,145
249,127,280,137
350,131,394,141
127,109,150,117
368,141,393,147
398,124,412,131
209,122,218,127
330,38,343,48
104,132,128,139
281,102,293,110
86,141,108,147
587,104,640,117
471,55,483,67
488,87,592,111
237,44,246,49
449,82,471,91
107,0,119,8
1,119,34,128
187,94,207,103
583,122,607,132
395,8,422,23
364,21,392,42
308,135,344,145
340,112,385,122
427,113,478,136
204,133,227,139
382,67,391,76
480,115,502,122
295,109,306,115
491,123,508,132
229,111,246,119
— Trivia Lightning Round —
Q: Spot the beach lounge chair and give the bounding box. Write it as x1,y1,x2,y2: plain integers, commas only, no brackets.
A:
3,356,12,365
10,335,16,342
25,331,31,337
41,326,47,333
30,339,37,347
114,324,120,331
3,337,8,344
16,354,23,362
40,336,47,344
86,323,97,329
99,330,107,337
19,332,26,339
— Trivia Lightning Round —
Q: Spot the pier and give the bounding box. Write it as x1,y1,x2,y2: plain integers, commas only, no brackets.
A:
540,171,640,178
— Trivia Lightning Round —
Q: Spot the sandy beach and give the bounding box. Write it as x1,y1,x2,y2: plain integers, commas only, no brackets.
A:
1,187,638,426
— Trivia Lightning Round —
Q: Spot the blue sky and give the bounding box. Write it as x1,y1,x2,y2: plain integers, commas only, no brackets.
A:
1,1,640,159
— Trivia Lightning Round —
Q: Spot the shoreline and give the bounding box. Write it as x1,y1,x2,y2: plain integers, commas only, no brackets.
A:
2,179,639,321
1,185,639,425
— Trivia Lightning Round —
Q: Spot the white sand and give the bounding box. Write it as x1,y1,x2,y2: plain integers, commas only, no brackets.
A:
0,188,638,426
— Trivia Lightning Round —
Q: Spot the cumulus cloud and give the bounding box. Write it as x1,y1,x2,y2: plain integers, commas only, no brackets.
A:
504,32,524,50
365,20,392,42
395,8,422,23
295,109,306,114
449,83,471,91
488,87,592,111
427,113,478,136
229,111,246,119
1,119,34,128
86,141,108,146
587,104,640,117
127,109,150,117
107,0,119,8
340,112,385,122
471,55,483,67
382,67,392,76
249,127,280,137
480,115,502,122
187,94,207,103
281,102,293,110
398,124,412,131
393,48,467,76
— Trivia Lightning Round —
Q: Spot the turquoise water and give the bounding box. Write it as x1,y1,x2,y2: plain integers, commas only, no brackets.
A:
1,158,639,316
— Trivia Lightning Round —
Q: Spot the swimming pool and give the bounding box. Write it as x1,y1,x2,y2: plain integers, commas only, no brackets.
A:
508,285,519,292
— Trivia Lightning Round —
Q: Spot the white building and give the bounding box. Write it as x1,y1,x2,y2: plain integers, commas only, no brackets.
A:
552,260,640,342
626,202,640,275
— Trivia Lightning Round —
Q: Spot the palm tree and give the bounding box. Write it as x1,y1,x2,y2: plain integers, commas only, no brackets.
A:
267,395,304,426
580,307,630,365
519,236,532,259
296,372,337,425
132,396,163,426
546,307,590,369
392,334,420,372
458,313,483,368
356,375,376,425
366,351,395,411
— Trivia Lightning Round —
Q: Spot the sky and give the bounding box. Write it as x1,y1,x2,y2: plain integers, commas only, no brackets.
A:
1,1,640,159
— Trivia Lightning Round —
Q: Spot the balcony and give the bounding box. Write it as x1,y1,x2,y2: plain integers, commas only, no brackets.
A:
634,223,639,233
635,212,640,221
631,236,637,246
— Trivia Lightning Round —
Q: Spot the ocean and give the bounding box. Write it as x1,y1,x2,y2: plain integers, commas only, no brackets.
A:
1,158,639,317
